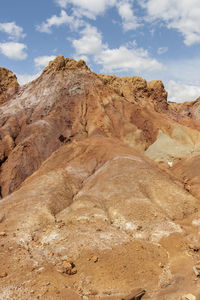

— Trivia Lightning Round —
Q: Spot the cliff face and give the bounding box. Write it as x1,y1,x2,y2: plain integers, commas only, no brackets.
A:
1,56,200,299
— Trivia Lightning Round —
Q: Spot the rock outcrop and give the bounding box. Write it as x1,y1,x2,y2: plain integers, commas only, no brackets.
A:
98,74,168,112
0,67,19,106
1,56,200,299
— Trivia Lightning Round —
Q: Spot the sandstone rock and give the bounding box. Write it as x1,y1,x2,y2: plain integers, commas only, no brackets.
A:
0,67,19,106
121,288,146,300
0,272,7,278
147,80,168,112
181,294,196,300
0,232,6,237
91,256,98,263
33,235,39,242
62,261,77,275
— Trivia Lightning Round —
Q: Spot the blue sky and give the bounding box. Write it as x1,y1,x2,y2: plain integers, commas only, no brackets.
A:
1,0,200,102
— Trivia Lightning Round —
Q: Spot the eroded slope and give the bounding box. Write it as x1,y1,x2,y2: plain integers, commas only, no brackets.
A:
1,137,200,299
1,56,200,299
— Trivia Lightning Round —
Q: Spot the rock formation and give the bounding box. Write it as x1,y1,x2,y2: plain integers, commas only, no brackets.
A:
0,67,19,107
1,56,200,299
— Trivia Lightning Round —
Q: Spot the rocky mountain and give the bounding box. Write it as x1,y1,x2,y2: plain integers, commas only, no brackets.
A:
1,55,200,299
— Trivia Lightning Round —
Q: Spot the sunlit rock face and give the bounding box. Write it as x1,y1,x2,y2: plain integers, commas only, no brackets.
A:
1,56,200,299
0,67,19,107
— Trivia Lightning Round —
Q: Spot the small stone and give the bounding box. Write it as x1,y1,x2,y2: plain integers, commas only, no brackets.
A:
159,263,164,268
92,256,98,263
0,272,7,278
33,236,39,242
71,267,77,275
0,232,6,237
137,225,142,231
185,184,191,192
189,244,200,252
62,260,76,275
121,288,146,300
63,261,72,272
181,294,196,300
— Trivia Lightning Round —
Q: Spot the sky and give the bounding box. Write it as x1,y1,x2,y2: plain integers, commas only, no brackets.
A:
1,0,200,102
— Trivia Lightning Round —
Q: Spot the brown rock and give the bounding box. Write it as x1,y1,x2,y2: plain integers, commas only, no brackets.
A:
185,184,191,192
0,232,7,237
62,261,76,275
70,267,77,275
0,68,19,106
92,256,98,263
121,288,146,300
0,272,7,278
181,294,196,300
33,235,39,242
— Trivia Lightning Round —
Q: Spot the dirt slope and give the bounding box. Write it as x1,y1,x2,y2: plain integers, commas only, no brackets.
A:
1,56,200,299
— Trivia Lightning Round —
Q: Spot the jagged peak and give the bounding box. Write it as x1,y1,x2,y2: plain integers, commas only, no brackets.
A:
43,55,90,73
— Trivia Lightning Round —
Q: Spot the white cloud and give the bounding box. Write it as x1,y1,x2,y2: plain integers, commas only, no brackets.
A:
0,42,27,60
40,1,140,33
117,1,140,31
0,22,26,41
157,47,168,55
96,46,163,73
55,0,117,19
72,24,163,74
34,55,56,68
166,80,200,102
72,25,105,56
36,10,77,33
144,0,200,45
17,72,41,85
55,0,69,7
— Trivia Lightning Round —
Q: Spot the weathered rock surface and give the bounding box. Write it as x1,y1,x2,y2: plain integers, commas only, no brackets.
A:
0,67,19,106
1,56,200,299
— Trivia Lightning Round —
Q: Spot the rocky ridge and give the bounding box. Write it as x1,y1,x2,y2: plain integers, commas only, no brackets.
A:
1,56,200,299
